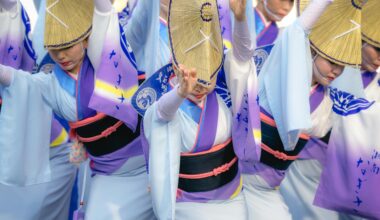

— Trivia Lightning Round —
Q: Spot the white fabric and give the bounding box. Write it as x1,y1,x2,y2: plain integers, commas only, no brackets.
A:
175,193,247,220
89,0,160,77
0,70,52,186
0,144,76,220
299,0,333,32
157,86,184,121
362,71,380,102
144,49,253,219
0,64,13,86
330,67,365,98
279,160,344,220
85,156,155,220
306,88,333,137
280,67,369,220
233,17,255,62
32,0,46,65
258,20,312,151
125,0,160,76
242,174,292,220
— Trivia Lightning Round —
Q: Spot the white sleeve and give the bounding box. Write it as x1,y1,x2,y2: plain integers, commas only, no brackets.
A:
0,68,52,186
0,66,76,121
156,86,185,122
224,50,256,116
258,20,313,151
87,7,113,71
299,0,333,32
0,64,14,87
125,0,160,76
144,103,181,220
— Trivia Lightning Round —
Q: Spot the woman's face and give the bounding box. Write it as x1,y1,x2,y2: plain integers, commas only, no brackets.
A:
312,55,344,86
48,41,88,74
257,0,294,22
362,43,380,72
189,77,217,100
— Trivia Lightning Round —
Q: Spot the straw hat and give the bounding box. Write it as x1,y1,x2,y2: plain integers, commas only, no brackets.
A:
362,0,380,48
309,0,365,67
44,0,94,49
168,0,224,86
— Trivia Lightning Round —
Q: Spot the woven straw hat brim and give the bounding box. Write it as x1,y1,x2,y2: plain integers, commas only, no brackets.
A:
168,0,224,85
309,0,363,67
44,0,94,50
362,0,380,48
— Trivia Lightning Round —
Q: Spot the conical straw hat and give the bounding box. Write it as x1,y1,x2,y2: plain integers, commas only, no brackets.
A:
362,0,380,48
44,0,94,49
168,0,223,86
309,0,365,67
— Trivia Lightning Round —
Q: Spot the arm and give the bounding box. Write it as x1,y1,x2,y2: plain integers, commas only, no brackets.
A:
0,64,76,121
87,0,113,70
156,86,184,122
230,0,255,62
299,0,333,32
0,64,14,87
125,0,160,76
156,65,197,122
94,0,112,13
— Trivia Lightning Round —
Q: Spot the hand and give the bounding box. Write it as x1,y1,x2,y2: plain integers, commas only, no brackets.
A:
230,0,247,22
175,64,198,98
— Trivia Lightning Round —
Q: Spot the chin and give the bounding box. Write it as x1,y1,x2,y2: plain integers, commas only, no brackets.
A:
60,65,74,72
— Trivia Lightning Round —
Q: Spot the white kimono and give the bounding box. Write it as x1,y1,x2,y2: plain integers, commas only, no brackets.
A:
0,0,160,219
280,68,377,220
144,49,255,220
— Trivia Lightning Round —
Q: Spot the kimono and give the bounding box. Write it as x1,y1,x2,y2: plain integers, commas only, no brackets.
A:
0,0,160,219
141,20,255,220
230,0,333,216
280,69,380,220
313,84,380,219
253,8,279,47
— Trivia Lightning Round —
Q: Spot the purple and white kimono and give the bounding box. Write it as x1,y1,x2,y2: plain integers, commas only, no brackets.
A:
143,19,256,220
314,82,380,219
279,69,378,220
0,0,160,219
253,8,279,47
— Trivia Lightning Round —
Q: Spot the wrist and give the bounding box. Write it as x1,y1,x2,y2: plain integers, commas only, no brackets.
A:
176,86,188,98
234,14,246,22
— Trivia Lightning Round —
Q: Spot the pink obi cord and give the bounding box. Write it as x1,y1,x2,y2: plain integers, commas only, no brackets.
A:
178,157,238,179
69,113,124,143
260,143,299,161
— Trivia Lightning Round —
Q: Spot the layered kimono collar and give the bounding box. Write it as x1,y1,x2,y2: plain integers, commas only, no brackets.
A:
0,2,36,71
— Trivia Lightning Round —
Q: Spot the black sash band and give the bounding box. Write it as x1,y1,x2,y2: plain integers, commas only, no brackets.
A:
260,121,308,170
72,114,141,157
178,140,238,192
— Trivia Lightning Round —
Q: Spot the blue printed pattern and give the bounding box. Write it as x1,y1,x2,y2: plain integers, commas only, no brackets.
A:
352,150,380,213
253,44,274,75
214,68,232,108
21,6,37,61
329,88,374,116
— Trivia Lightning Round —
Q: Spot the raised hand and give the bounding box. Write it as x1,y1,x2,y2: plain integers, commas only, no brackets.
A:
176,64,198,98
230,0,247,21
